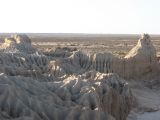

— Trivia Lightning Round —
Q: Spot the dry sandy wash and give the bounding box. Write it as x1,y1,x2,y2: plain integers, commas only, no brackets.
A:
0,34,159,120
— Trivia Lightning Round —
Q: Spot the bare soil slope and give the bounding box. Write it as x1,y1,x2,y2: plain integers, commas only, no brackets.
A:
0,33,160,120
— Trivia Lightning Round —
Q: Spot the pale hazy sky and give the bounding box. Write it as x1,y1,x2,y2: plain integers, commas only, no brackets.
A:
0,0,160,34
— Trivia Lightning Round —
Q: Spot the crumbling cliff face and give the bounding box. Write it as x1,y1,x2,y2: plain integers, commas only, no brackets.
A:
49,34,157,80
0,34,133,120
124,33,157,79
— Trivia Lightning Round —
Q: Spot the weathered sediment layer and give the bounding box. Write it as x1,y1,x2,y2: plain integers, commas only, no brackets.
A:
0,72,132,120
48,34,158,80
0,34,133,120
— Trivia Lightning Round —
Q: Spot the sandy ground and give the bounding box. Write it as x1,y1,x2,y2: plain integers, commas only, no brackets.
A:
127,81,160,120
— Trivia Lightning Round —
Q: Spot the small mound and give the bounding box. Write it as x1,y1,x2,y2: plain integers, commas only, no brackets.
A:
0,34,36,53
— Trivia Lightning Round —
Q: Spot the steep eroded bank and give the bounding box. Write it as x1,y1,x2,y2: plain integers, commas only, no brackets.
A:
0,34,133,120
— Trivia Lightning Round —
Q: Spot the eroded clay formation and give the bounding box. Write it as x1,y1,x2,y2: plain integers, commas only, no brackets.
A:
0,33,156,120
48,34,157,79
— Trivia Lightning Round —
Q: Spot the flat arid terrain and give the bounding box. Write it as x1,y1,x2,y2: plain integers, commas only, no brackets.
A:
0,33,160,120
29,33,160,56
